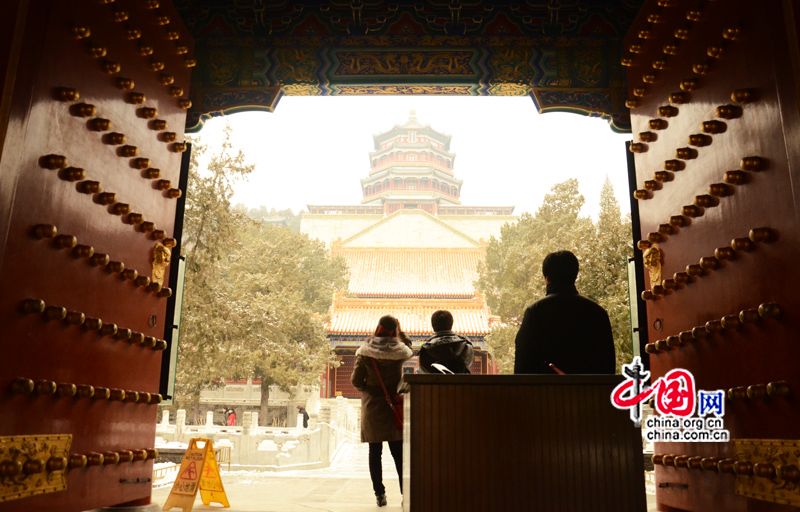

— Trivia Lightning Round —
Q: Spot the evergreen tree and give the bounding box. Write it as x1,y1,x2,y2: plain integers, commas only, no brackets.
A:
175,127,253,411
220,221,347,423
478,179,594,324
593,177,634,368
175,127,347,425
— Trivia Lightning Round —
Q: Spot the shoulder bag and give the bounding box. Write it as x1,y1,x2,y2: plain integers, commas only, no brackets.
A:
369,358,404,431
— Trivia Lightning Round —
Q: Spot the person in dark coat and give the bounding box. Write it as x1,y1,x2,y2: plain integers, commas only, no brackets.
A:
351,315,413,507
418,310,474,373
514,250,616,374
297,405,309,428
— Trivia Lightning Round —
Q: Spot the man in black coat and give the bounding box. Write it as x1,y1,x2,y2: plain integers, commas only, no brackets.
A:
514,250,616,374
418,310,474,374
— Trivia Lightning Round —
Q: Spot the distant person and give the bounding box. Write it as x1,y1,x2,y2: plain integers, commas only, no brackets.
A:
418,310,474,374
226,408,236,427
297,405,309,428
514,250,615,374
350,315,412,507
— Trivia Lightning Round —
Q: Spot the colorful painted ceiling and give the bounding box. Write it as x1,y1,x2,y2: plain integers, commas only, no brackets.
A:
175,0,642,132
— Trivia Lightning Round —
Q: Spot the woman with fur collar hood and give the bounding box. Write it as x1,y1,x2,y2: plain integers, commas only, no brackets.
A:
351,315,413,507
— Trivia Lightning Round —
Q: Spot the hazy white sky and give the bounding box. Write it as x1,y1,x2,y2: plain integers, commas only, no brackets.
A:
191,96,632,218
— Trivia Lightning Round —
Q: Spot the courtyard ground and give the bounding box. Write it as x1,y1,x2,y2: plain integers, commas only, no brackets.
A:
153,441,657,511
153,441,403,512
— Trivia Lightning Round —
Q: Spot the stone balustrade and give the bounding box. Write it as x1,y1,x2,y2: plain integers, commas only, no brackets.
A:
155,397,360,471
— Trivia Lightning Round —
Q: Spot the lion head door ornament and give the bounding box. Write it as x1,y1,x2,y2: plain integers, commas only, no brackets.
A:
643,244,664,287
151,240,174,286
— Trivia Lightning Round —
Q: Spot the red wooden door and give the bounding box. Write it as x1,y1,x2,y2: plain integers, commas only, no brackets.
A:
626,1,800,510
0,1,192,510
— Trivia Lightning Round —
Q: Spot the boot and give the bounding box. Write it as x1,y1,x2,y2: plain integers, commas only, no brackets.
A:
376,494,387,507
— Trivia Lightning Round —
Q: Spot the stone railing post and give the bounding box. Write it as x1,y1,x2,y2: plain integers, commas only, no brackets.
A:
318,405,331,425
176,409,186,440
205,410,214,428
242,411,252,435
160,409,170,426
334,396,345,427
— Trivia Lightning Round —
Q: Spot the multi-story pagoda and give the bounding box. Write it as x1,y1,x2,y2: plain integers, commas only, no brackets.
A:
301,112,516,398
361,110,462,216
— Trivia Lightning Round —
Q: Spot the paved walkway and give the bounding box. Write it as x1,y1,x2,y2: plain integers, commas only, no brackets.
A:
154,441,404,512
154,441,657,511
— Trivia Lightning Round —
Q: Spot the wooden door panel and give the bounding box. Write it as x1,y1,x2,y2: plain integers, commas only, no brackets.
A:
627,1,800,511
0,1,192,510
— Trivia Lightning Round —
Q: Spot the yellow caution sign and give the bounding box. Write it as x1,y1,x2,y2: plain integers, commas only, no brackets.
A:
163,438,230,512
